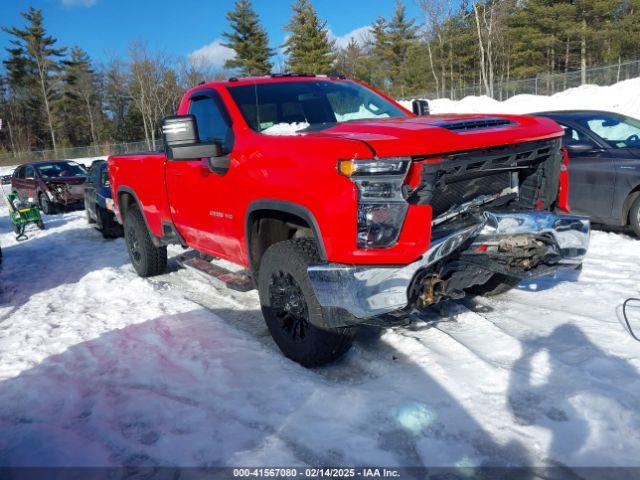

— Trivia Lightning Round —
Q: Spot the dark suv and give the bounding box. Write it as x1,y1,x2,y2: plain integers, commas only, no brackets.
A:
11,161,87,214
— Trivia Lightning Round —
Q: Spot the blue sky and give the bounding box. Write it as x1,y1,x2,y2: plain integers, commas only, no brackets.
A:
0,0,425,68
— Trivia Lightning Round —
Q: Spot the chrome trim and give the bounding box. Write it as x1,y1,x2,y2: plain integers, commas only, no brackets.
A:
308,211,590,319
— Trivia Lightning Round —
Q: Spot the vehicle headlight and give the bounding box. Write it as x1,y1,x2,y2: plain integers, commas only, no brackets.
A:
105,198,114,211
338,157,411,249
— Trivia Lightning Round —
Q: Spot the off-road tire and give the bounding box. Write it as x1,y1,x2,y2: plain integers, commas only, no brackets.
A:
629,195,640,238
123,205,167,277
39,193,55,215
258,238,357,367
467,273,521,297
98,205,122,239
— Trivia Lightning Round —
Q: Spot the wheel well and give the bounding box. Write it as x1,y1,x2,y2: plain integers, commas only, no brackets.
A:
622,186,640,225
248,210,316,273
118,191,135,219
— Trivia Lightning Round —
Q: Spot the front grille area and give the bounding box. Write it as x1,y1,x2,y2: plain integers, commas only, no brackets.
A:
429,171,511,217
408,139,562,219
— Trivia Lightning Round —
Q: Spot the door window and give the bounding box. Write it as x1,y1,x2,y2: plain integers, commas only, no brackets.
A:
560,124,595,147
14,166,25,179
25,166,35,179
188,94,233,153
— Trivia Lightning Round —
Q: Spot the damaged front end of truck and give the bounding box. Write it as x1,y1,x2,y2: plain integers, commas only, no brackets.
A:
308,130,590,327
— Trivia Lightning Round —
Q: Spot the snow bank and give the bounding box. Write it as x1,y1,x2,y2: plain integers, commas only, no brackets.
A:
2,208,640,468
400,77,640,119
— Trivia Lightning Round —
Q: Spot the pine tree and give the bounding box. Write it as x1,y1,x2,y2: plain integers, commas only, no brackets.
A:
60,47,102,146
222,0,273,76
283,0,335,74
2,7,66,150
369,2,417,97
386,1,417,97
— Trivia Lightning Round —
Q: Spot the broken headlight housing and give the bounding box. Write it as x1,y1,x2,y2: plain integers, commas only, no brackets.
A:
46,182,67,199
338,157,411,249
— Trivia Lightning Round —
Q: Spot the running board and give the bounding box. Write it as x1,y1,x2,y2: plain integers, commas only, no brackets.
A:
176,251,255,292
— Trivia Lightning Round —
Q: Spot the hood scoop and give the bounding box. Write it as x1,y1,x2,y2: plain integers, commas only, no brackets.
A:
431,117,516,132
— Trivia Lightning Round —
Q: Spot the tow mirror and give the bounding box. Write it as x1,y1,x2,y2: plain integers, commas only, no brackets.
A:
566,142,598,154
412,99,430,116
162,115,222,160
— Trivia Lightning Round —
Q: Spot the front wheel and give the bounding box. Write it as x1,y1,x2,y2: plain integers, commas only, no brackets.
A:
629,195,640,238
39,193,55,215
258,239,357,367
123,205,167,277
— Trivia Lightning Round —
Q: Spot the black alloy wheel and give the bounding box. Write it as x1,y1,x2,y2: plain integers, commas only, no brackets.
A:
269,270,310,341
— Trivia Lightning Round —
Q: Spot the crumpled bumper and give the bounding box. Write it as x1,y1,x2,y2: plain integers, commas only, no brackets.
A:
307,211,590,319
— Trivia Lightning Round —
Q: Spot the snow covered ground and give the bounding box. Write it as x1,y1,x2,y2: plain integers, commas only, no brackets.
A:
1,206,640,470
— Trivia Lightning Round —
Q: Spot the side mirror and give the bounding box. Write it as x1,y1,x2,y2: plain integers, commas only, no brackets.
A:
412,99,430,116
162,115,222,160
565,142,598,154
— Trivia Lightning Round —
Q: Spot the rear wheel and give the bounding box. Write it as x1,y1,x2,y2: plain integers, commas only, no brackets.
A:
123,205,167,277
258,239,357,367
467,273,521,297
98,205,122,239
629,195,640,238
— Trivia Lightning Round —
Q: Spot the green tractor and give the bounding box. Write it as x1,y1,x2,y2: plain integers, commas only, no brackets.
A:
7,192,45,241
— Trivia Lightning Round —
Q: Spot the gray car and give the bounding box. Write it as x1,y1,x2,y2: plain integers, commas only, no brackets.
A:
536,110,640,236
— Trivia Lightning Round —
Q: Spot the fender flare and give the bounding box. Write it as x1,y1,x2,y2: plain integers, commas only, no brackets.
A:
117,186,186,247
116,186,162,247
245,199,327,267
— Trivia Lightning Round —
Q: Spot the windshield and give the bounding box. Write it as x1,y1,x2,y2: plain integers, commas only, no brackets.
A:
227,80,407,134
36,161,87,178
578,113,640,149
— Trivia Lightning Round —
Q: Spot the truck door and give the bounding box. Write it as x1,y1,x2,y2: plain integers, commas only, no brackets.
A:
165,89,237,258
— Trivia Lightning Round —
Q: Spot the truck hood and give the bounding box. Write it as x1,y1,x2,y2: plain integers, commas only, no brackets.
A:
307,114,563,157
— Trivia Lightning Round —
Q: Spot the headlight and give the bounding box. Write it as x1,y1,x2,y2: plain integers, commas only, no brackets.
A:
105,198,114,211
338,158,409,177
339,157,411,249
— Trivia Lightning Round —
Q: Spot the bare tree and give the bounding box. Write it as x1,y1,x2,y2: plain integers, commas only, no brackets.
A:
418,0,455,98
472,0,511,97
128,43,181,150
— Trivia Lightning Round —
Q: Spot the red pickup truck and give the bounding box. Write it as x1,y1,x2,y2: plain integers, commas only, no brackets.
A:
108,74,589,366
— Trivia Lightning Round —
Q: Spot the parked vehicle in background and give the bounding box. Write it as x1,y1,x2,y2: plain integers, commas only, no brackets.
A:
536,111,640,236
1,174,12,186
109,75,589,367
11,160,87,214
84,160,122,238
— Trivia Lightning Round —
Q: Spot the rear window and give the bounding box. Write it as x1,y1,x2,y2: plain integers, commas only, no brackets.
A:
227,80,407,133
